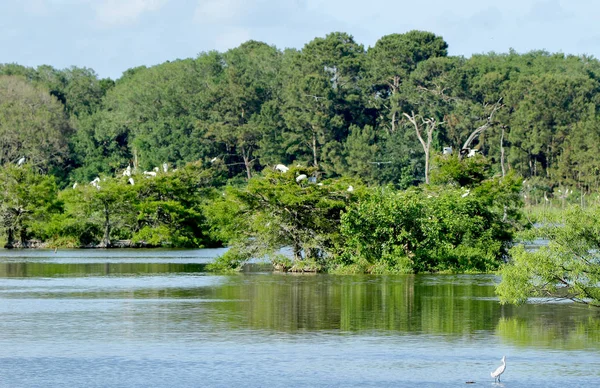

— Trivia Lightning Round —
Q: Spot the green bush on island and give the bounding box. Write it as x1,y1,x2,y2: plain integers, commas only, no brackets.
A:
335,169,523,274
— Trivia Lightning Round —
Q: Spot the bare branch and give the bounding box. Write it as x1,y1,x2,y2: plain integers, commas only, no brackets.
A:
460,98,503,157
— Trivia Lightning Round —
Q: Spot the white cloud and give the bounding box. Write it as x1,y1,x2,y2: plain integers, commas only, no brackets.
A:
193,0,244,25
93,0,167,25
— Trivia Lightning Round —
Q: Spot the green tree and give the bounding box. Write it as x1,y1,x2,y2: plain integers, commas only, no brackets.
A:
366,31,448,133
133,162,223,247
497,206,600,307
0,76,73,169
60,177,136,247
280,33,365,174
339,173,522,273
0,165,59,248
204,41,281,179
208,167,362,271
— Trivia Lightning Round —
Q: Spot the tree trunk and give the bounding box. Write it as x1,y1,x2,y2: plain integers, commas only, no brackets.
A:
4,227,14,249
100,203,111,248
311,128,318,168
403,111,438,185
460,99,503,159
241,146,252,180
424,149,430,184
500,126,506,177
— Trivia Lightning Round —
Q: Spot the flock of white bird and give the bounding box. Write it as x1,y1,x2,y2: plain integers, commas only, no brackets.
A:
69,162,173,190
14,155,509,384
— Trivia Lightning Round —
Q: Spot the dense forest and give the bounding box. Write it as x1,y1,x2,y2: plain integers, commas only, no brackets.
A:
1,30,599,276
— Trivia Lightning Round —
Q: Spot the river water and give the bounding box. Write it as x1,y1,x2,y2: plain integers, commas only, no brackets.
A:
0,249,598,387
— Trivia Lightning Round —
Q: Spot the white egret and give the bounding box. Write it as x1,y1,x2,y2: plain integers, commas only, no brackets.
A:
143,171,157,177
128,178,134,185
296,174,308,183
347,185,354,192
162,163,168,172
490,356,506,382
17,157,26,166
72,182,78,189
461,189,470,198
275,164,289,173
90,177,101,189
210,157,218,163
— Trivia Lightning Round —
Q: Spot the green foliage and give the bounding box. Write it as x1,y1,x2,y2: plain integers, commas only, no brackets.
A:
207,166,363,270
0,76,73,169
497,206,600,307
0,165,60,247
338,175,522,273
430,154,491,187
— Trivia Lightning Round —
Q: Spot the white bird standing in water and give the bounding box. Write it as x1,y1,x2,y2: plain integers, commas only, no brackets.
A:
491,356,506,382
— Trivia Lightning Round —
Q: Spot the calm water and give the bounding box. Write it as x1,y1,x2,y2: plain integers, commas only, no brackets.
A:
0,249,599,387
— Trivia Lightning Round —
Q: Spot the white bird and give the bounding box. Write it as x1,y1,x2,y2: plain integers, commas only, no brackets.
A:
143,171,157,177
461,189,470,198
128,178,134,185
275,164,289,173
17,157,26,166
90,177,101,189
122,165,132,177
490,356,506,382
347,185,354,192
72,182,78,189
210,157,218,163
162,163,168,173
153,166,159,172
296,174,308,183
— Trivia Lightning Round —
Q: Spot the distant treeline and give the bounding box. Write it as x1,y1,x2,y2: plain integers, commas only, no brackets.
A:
2,30,600,199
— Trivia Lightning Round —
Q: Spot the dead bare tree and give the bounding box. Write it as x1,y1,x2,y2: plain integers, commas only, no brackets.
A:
459,98,503,160
403,111,442,184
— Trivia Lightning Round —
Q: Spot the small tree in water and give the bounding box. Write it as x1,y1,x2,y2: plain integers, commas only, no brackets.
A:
0,164,59,248
497,206,600,307
207,166,362,271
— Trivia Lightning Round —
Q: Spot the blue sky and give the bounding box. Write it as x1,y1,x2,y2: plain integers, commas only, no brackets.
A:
1,0,598,80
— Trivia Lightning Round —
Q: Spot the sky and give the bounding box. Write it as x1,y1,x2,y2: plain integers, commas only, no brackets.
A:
1,0,599,80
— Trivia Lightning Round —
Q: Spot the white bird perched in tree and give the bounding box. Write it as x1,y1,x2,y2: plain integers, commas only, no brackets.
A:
162,163,168,173
153,166,159,172
90,177,101,189
122,165,132,177
72,182,78,189
347,185,354,192
461,189,470,198
275,164,289,173
490,356,506,382
17,157,26,166
296,174,307,183
128,178,134,185
143,171,157,177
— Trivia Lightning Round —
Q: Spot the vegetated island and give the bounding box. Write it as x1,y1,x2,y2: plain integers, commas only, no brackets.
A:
2,30,600,305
